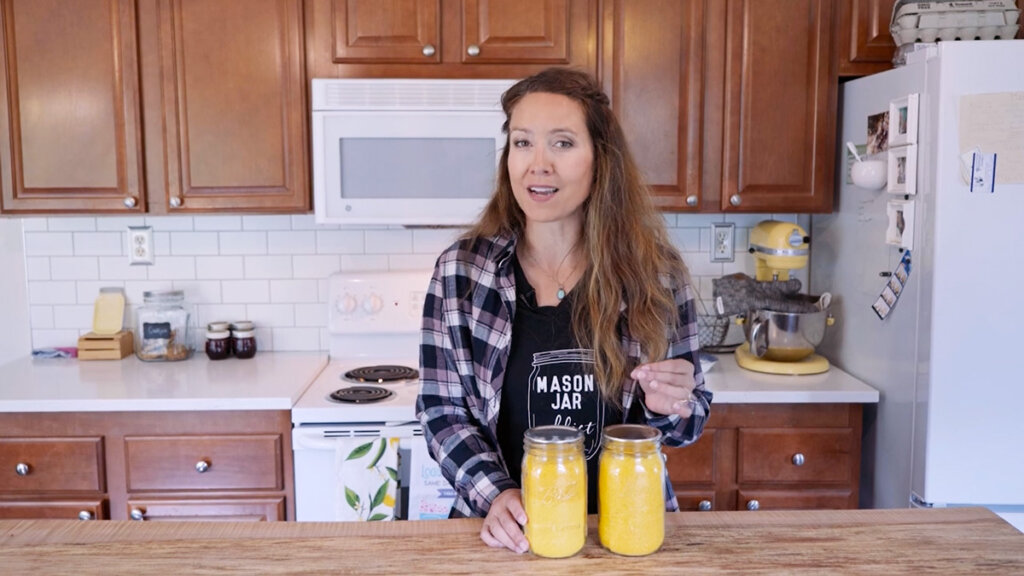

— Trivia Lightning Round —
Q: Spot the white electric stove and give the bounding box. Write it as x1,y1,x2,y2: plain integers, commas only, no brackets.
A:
292,270,454,521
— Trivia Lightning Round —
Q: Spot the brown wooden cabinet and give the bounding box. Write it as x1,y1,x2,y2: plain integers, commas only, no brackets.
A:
836,0,898,77
663,403,863,512
306,0,597,79
0,411,294,521
0,0,309,215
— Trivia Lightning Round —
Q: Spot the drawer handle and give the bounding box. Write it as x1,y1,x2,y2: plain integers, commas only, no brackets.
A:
195,459,211,473
746,499,760,511
698,500,712,511
792,453,806,466
78,510,95,521
15,462,30,476
422,44,435,57
467,44,481,57
130,507,145,521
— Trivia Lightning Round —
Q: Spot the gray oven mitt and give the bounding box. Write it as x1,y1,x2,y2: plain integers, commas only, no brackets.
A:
712,273,817,315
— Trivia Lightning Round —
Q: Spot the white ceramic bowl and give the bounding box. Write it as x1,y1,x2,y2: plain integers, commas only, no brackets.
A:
851,160,887,190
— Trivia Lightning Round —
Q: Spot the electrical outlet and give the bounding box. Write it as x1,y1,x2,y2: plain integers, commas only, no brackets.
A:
710,222,735,263
127,226,154,265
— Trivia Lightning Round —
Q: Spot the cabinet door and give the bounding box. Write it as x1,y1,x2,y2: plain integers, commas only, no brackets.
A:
0,0,145,214
329,0,441,64
601,0,703,210
837,0,897,77
126,497,284,521
717,0,835,212
156,0,308,212
460,0,573,64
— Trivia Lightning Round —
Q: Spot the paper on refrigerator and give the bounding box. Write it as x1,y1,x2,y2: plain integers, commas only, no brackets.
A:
959,91,1024,184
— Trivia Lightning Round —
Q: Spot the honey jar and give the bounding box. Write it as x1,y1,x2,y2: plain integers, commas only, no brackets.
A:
521,425,587,558
598,424,665,556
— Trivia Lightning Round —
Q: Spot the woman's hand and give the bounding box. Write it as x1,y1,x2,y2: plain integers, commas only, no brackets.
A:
480,489,529,553
631,358,698,417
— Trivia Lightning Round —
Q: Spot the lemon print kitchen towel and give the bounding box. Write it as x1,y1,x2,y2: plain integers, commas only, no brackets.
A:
334,437,399,521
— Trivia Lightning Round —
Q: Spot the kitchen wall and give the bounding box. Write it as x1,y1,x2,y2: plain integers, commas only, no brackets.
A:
15,213,808,352
0,218,30,364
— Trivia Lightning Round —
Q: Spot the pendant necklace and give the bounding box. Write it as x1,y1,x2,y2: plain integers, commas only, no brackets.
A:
524,241,581,301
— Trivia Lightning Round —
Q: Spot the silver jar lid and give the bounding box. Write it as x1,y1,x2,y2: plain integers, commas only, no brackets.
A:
524,425,583,445
142,289,185,302
602,424,662,443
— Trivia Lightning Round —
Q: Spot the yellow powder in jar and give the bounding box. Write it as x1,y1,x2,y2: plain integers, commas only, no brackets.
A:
598,449,665,556
522,449,587,558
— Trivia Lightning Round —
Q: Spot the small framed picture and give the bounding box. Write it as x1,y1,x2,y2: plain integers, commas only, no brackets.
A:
886,199,915,250
887,275,903,297
867,111,889,156
888,93,919,147
872,297,891,320
887,144,917,195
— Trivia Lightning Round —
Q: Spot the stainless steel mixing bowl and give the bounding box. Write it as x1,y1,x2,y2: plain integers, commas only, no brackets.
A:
743,305,834,362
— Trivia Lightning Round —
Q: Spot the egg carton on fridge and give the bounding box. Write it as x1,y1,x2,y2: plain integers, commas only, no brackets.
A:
890,0,1020,46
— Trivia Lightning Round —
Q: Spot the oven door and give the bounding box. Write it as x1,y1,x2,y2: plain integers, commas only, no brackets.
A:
292,424,453,521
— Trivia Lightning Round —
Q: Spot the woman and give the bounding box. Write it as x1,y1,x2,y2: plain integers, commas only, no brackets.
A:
417,67,711,554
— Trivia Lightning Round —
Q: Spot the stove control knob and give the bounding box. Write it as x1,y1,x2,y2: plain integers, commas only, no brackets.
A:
363,294,383,314
336,294,358,315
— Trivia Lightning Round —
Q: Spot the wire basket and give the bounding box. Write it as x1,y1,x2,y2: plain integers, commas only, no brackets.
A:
697,315,730,348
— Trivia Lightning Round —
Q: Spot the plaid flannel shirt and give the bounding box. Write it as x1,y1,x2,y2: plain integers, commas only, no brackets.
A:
417,233,711,518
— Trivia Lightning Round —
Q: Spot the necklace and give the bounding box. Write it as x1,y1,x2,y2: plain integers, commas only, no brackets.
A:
523,241,581,301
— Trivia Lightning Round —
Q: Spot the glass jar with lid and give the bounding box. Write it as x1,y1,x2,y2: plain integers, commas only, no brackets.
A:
521,425,587,558
598,424,665,556
135,290,192,361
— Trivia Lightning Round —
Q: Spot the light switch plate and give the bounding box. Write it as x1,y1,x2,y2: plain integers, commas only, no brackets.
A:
127,226,154,265
710,222,735,263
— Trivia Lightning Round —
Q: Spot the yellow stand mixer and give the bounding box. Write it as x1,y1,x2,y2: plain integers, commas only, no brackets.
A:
734,221,833,375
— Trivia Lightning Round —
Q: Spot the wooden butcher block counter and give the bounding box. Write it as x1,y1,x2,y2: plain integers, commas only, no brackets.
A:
2,508,1021,574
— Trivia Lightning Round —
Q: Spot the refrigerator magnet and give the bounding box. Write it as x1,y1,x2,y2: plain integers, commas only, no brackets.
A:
886,199,915,250
872,297,891,320
867,111,889,156
888,93,919,147
887,144,917,195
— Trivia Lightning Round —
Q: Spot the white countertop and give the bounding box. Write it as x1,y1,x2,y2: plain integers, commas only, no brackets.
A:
0,352,328,412
704,353,879,403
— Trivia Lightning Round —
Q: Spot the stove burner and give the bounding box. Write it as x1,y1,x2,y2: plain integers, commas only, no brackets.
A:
344,364,419,383
329,386,394,404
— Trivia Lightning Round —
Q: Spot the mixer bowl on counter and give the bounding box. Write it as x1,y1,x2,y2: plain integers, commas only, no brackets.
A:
741,296,835,362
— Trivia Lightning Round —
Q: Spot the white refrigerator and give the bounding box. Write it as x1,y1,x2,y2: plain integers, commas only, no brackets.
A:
810,41,1024,532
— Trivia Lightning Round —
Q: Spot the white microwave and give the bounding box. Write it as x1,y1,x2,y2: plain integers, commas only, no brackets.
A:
311,78,516,226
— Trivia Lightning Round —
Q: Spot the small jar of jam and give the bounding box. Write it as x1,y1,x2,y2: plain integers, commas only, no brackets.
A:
232,329,257,359
205,330,231,360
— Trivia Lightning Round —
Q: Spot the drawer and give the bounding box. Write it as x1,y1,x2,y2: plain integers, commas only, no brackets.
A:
738,428,853,484
125,497,285,522
125,434,283,492
0,498,107,520
663,429,716,483
0,437,104,492
674,490,718,512
738,488,855,511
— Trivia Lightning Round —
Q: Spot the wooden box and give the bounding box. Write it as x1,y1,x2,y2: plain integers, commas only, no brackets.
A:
77,331,134,360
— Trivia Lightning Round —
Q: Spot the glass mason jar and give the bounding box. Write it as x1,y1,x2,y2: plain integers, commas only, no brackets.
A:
135,290,192,362
598,424,665,556
521,425,587,558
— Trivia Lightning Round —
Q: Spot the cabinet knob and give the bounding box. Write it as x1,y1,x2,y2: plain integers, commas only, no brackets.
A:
195,459,210,473
792,453,805,466
466,44,481,57
14,462,30,476
169,196,183,208
422,44,435,57
729,194,742,206
130,508,145,521
698,500,712,511
746,499,760,511
78,510,95,521
123,196,137,208
686,194,698,207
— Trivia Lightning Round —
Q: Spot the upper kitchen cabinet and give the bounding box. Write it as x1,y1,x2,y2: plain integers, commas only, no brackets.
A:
0,0,146,214
305,0,598,78
0,0,308,215
600,0,704,211
709,0,836,213
836,0,897,77
142,0,308,213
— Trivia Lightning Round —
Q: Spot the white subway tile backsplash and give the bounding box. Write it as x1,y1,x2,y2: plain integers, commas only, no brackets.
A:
196,256,244,280
269,279,318,303
21,214,798,352
24,232,73,256
268,231,316,254
50,257,99,280
170,232,220,255
220,231,268,255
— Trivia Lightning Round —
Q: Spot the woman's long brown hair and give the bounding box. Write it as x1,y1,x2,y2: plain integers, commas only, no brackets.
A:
465,67,690,406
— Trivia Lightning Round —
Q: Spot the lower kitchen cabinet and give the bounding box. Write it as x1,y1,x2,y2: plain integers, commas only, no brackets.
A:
663,403,863,511
0,411,294,521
